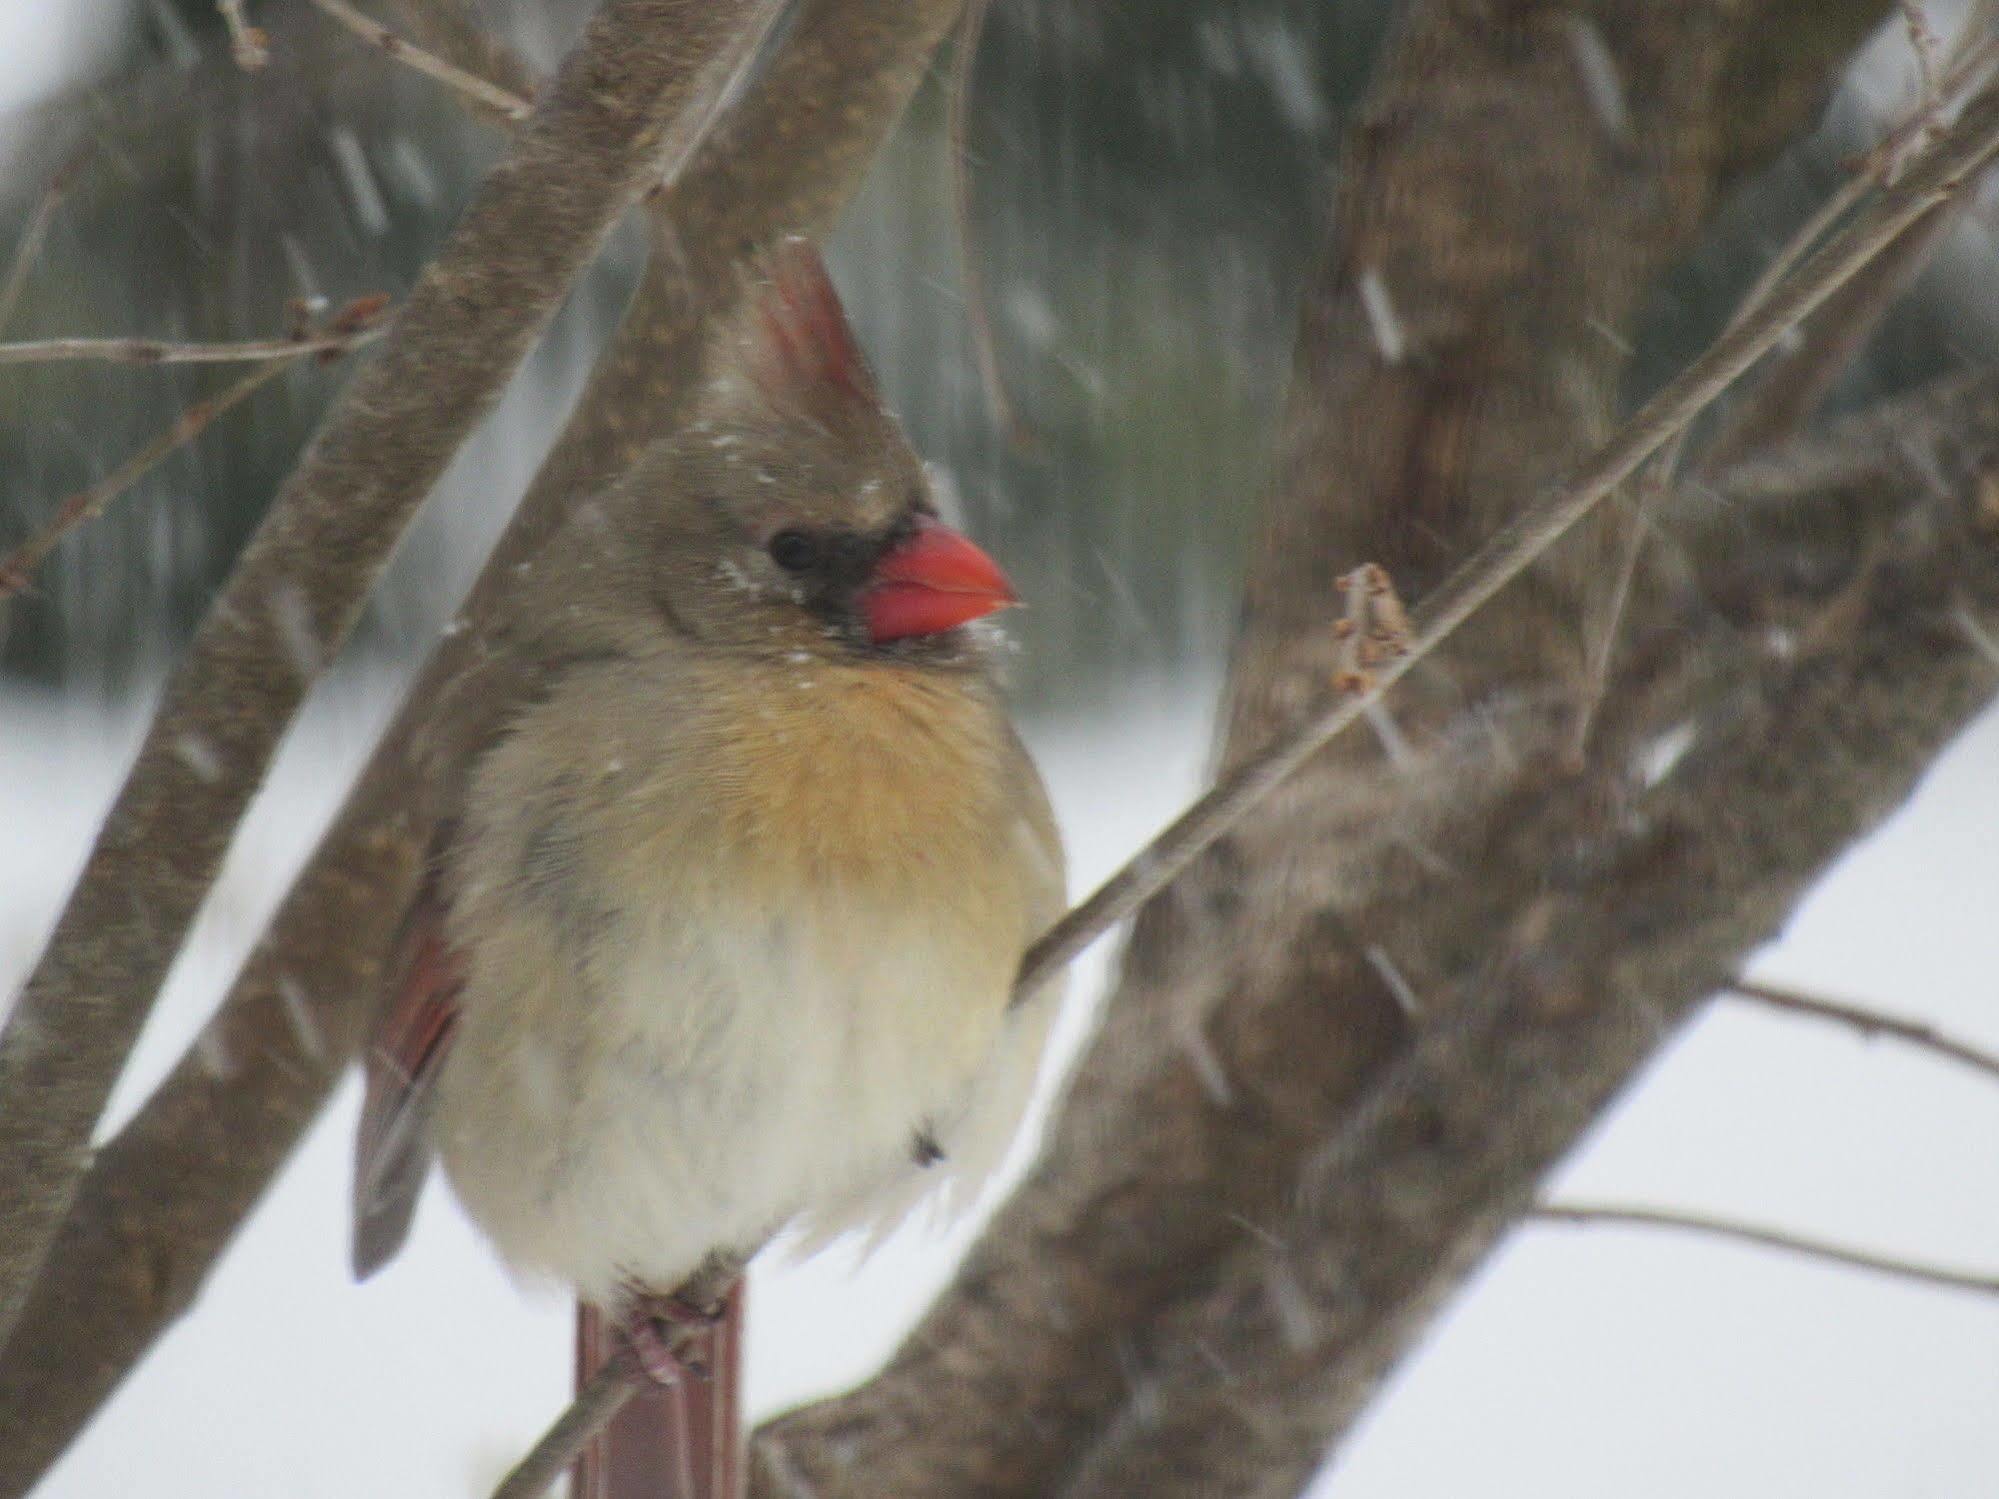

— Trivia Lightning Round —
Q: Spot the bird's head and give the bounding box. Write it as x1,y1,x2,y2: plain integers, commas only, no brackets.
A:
639,239,1016,666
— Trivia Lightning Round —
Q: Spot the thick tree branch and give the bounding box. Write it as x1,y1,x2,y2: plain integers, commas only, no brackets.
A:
0,0,765,1370
0,5,968,1491
1040,373,1999,1495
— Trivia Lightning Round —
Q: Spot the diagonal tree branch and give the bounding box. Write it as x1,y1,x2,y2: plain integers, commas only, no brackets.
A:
0,0,766,1360
0,298,392,599
0,5,969,1492
1041,370,1999,1494
1532,1204,1999,1299
384,0,540,107
1729,978,1999,1082
0,148,88,340
304,0,533,124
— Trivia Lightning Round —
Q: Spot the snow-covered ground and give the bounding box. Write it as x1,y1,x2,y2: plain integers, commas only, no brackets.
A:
5,664,1997,1498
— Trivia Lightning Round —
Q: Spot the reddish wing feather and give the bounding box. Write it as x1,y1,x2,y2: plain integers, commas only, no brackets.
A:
351,880,465,1280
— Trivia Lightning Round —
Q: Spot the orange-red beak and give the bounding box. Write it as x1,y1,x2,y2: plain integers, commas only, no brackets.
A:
862,517,1018,644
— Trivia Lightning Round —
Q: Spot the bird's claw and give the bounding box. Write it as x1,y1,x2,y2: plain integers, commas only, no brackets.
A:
619,1289,723,1387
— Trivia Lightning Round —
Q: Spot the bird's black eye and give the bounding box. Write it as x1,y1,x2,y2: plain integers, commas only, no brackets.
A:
768,529,819,572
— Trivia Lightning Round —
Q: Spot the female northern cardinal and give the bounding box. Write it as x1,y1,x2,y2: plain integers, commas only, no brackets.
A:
350,241,1064,1499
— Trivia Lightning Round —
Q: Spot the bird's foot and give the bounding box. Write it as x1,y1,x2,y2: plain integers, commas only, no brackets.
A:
618,1287,724,1387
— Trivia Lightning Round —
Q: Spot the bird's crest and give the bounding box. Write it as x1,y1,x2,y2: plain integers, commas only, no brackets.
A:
745,238,879,413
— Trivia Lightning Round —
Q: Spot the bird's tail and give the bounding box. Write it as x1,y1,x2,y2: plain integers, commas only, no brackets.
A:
573,1282,745,1499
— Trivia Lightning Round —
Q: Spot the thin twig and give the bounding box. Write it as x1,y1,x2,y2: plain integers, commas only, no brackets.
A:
383,0,538,104
0,327,387,367
1698,197,1966,474
491,1251,746,1499
306,0,532,124
0,148,88,340
948,0,1032,449
1534,1203,1999,1298
1685,23,1997,472
1696,26,1999,474
492,1354,641,1499
1012,81,1999,1000
0,362,289,599
0,301,389,603
1566,485,1659,762
217,0,270,70
645,0,795,198
1901,2,1943,119
1729,979,1999,1084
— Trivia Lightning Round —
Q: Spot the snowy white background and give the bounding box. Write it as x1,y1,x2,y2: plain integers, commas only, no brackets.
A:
7,672,1999,1499
5,4,1998,1497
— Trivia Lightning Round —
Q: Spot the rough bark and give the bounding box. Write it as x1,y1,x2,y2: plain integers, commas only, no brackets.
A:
1050,372,1999,1495
751,2,1897,1494
0,0,763,1352
0,3,966,1492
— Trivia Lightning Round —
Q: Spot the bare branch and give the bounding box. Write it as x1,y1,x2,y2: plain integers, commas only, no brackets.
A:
1583,18,1999,746
1729,979,1999,1083
382,0,538,106
1534,1203,1999,1298
1901,1,1944,116
305,0,532,124
0,6,973,1490
5,366,281,595
0,148,87,340
0,0,770,1358
1698,22,1999,472
0,304,391,597
1014,80,1999,999
216,0,270,70
948,0,1031,448
0,324,387,367
494,1358,642,1499
1700,200,1963,473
